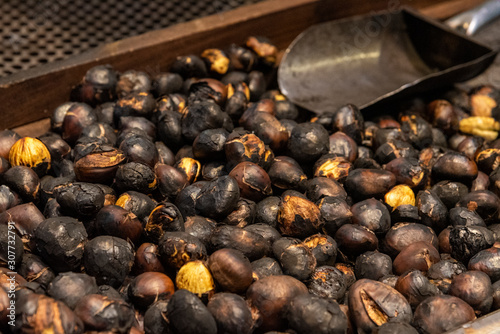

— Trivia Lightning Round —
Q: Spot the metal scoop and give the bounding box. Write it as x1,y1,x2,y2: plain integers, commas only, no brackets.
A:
278,1,500,114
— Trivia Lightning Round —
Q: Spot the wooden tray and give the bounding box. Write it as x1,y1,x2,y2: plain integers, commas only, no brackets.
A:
0,0,485,136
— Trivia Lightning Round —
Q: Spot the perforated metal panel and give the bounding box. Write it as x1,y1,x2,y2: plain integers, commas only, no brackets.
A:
0,0,263,77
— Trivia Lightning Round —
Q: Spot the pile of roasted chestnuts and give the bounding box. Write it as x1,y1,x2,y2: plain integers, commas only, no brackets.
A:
1,35,500,334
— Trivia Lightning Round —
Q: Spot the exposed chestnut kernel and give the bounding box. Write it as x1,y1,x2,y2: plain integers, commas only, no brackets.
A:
277,195,321,238
413,295,476,334
308,265,346,300
133,242,165,274
394,269,440,309
286,293,348,334
95,205,142,244
348,279,412,332
245,36,277,67
313,154,352,183
355,251,392,281
201,48,230,77
345,168,396,201
34,216,87,273
246,275,308,332
83,235,135,287
74,294,134,333
208,248,253,293
175,260,215,299
167,289,217,334
334,224,378,257
459,116,500,141
128,272,175,309
384,184,415,210
8,137,51,177
449,225,495,264
393,241,440,275
207,293,254,334
229,161,272,201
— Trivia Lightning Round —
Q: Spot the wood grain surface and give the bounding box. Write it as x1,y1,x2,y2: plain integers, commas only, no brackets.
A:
1,0,485,136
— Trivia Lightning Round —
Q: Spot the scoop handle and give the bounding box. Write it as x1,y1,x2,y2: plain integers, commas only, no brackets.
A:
444,0,500,35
